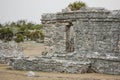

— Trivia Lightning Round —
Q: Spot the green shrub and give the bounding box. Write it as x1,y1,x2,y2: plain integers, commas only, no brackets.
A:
0,28,13,42
39,30,44,40
14,34,24,43
25,30,30,40
0,20,44,42
28,30,44,41
31,24,43,30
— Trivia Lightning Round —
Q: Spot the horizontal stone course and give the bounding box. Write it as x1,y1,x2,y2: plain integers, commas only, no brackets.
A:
41,7,111,21
91,59,120,75
9,54,120,74
9,58,90,73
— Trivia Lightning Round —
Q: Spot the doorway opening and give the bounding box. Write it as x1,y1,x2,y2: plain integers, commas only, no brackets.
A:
66,22,74,52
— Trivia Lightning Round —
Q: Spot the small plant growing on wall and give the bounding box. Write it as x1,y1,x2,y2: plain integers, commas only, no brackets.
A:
68,1,86,11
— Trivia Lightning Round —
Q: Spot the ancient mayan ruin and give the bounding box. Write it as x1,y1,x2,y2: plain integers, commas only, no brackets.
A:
0,41,24,64
7,7,120,75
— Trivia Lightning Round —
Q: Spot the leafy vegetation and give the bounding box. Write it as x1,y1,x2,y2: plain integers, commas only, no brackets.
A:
14,34,24,43
68,1,86,11
0,28,13,42
29,30,44,41
0,20,44,43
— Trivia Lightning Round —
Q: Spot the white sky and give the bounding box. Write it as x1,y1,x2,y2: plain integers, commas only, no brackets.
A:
0,0,120,24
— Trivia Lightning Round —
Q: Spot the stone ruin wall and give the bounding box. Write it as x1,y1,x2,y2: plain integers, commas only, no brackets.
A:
75,18,120,56
0,41,24,64
42,8,120,56
8,7,120,75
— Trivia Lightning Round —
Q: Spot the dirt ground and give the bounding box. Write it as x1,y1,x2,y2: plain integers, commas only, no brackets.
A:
0,64,120,80
0,42,120,80
21,42,46,58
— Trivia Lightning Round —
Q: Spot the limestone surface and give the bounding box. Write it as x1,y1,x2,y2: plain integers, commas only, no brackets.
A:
9,7,120,75
0,41,24,64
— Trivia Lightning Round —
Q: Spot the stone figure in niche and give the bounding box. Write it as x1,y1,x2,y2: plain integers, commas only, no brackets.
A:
66,22,74,52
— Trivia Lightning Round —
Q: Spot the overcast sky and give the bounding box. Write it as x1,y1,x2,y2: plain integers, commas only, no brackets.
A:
0,0,120,24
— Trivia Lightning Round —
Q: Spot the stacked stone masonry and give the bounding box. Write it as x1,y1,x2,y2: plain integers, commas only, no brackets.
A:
0,41,24,64
9,7,120,75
